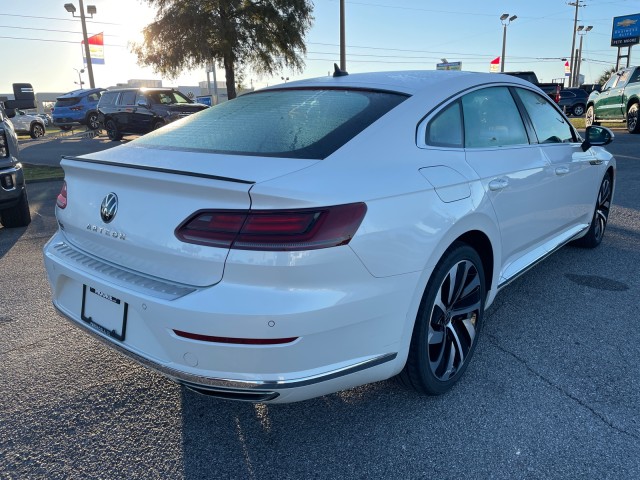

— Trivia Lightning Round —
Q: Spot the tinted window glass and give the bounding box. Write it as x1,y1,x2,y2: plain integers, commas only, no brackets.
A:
426,101,463,148
133,89,408,159
630,69,640,84
602,75,619,91
616,70,631,87
87,93,101,102
99,91,118,106
119,91,136,106
55,97,80,107
515,88,574,144
462,87,528,148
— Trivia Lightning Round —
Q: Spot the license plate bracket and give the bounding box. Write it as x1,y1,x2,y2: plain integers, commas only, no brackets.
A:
80,285,128,341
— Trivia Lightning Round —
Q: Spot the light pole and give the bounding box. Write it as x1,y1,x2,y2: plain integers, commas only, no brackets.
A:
64,1,97,89
73,67,85,87
339,0,346,72
568,1,584,87
500,14,517,73
574,25,593,88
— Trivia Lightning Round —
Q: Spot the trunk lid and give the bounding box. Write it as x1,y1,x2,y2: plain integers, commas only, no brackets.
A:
58,144,319,286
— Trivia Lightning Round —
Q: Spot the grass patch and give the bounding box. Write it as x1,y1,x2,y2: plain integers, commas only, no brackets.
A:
570,118,586,129
22,163,64,183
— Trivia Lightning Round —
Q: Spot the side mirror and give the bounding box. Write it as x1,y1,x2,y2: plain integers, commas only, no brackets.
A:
581,125,614,152
5,108,16,118
137,100,149,108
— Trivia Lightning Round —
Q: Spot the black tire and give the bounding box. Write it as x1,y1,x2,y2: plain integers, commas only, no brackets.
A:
59,125,72,131
105,119,122,141
627,103,640,134
572,104,586,117
573,172,612,249
0,189,31,228
30,123,45,139
152,121,164,131
399,243,486,395
86,111,100,130
585,105,595,127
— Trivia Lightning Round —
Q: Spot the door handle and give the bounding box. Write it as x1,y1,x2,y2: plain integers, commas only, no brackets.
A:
555,166,570,176
488,178,509,191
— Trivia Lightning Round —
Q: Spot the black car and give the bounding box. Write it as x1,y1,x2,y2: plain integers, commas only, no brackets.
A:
558,88,589,117
97,88,209,141
0,104,31,228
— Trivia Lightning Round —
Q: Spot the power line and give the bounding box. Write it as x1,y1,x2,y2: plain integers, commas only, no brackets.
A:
0,35,126,47
0,12,120,25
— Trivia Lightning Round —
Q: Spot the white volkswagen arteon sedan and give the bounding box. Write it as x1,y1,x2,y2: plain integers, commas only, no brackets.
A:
43,70,615,403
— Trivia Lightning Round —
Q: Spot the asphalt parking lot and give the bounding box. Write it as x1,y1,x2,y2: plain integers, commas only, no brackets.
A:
1,132,639,479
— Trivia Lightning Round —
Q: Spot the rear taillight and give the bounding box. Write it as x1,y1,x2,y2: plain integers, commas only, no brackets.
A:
56,181,67,209
176,202,367,251
554,85,561,104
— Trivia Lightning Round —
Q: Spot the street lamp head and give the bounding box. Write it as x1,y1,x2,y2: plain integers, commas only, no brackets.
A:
441,58,448,63
500,13,509,21
577,25,584,31
509,15,517,22
64,3,76,13
87,5,97,15
585,26,593,32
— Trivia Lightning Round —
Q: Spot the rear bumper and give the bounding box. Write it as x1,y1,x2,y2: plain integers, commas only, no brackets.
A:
43,231,418,403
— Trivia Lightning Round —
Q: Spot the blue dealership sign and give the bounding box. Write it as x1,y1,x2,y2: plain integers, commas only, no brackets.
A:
196,95,213,106
611,13,640,46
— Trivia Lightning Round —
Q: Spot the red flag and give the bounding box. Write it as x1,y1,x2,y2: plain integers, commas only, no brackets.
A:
81,32,105,65
88,32,104,46
490,56,500,72
490,56,500,65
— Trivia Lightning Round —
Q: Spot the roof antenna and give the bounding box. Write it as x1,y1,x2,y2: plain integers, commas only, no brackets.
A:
333,63,349,77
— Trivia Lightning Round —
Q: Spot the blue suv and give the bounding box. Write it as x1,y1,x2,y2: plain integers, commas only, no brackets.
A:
52,88,104,130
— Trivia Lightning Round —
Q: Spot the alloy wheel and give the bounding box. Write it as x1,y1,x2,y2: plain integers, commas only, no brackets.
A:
593,174,612,243
428,259,482,381
628,105,639,133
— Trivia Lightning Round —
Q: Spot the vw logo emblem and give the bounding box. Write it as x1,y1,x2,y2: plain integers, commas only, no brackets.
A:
100,193,118,224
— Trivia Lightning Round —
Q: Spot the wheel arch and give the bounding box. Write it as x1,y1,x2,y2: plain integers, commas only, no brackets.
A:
395,216,500,371
454,230,494,294
626,97,639,116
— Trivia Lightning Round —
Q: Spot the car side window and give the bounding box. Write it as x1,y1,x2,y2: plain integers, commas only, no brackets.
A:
461,87,529,148
616,70,631,88
515,88,575,144
630,69,640,84
119,91,136,106
88,93,101,102
602,75,619,91
426,101,463,148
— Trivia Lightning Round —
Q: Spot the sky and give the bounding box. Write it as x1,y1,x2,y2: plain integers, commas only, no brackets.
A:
0,0,638,95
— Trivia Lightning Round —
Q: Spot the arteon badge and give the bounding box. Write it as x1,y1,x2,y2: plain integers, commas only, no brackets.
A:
100,193,118,223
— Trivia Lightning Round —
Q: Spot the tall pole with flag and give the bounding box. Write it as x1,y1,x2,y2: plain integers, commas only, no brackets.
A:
78,0,95,88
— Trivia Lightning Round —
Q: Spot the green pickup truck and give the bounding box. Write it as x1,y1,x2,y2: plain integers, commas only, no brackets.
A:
586,66,640,133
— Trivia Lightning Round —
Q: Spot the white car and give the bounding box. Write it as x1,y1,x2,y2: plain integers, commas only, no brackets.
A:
43,70,615,403
9,109,45,139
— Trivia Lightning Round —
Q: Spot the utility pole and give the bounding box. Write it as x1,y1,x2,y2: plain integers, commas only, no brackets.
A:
64,1,97,89
339,0,346,71
568,1,584,88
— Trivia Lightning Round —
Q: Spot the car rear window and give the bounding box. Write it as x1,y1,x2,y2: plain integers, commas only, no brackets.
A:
133,88,408,159
55,97,80,107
